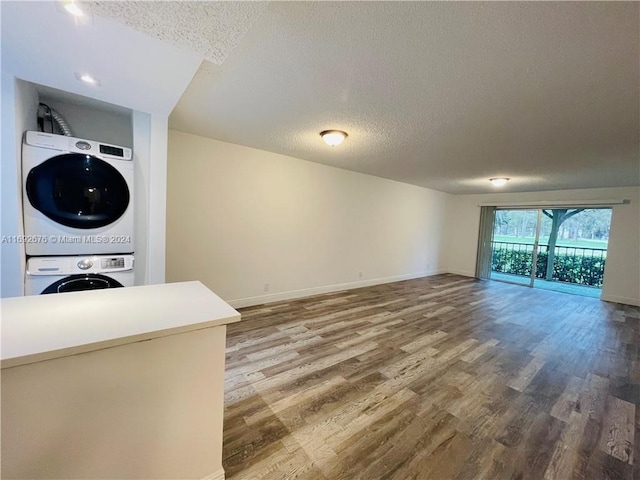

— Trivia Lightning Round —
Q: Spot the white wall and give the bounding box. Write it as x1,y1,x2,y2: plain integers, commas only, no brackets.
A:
1,78,38,298
166,131,450,307
445,187,640,306
130,111,169,287
38,97,133,147
146,115,169,285
132,112,151,286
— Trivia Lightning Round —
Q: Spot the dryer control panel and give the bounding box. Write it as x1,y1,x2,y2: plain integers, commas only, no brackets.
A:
25,131,132,161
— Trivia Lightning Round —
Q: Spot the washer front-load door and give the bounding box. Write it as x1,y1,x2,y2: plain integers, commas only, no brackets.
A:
26,153,130,229
41,274,124,294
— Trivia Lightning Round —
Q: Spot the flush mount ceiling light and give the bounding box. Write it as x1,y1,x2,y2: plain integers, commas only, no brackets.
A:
320,130,348,146
63,1,84,17
75,72,101,86
489,177,510,187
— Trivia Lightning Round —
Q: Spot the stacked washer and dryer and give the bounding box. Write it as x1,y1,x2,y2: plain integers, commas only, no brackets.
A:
22,131,135,295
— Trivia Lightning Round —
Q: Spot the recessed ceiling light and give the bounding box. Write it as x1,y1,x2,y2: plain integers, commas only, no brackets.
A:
320,130,348,146
75,72,101,86
64,2,84,17
489,177,510,187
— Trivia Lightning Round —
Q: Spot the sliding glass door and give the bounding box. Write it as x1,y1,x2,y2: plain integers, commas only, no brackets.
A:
482,207,612,297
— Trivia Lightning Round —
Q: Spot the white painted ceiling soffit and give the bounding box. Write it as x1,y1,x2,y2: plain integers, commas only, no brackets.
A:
1,1,204,115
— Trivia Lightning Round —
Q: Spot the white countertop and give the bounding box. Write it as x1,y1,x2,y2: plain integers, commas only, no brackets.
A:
1,281,240,369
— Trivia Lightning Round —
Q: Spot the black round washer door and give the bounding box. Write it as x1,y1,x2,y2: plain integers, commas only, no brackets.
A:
26,153,130,229
42,274,124,294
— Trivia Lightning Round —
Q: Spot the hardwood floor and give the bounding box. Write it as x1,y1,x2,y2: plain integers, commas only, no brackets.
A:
223,274,639,480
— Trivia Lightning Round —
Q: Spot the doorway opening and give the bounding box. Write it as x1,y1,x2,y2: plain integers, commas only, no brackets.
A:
488,208,612,298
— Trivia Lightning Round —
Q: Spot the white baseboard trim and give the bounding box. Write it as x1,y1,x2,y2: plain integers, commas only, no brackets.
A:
600,294,640,307
226,270,639,309
202,468,225,480
447,269,475,278
227,270,447,309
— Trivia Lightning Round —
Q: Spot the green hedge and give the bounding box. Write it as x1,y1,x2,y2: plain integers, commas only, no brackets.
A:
491,249,605,287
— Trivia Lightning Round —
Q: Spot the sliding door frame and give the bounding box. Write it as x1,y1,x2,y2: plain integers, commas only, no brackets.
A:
481,201,619,292
488,208,543,288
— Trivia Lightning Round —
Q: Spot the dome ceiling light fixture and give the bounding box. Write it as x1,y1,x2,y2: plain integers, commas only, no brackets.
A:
320,130,348,147
75,72,101,86
489,177,510,187
63,1,84,17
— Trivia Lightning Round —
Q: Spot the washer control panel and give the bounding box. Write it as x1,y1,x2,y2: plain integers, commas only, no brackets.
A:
27,255,134,275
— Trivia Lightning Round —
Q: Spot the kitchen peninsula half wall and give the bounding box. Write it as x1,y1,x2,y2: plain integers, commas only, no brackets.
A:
1,281,239,480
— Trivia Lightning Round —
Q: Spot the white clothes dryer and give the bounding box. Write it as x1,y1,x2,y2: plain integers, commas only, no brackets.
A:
25,254,135,295
22,131,134,255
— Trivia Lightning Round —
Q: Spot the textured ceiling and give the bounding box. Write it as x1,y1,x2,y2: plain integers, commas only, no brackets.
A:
83,1,268,65
135,2,637,194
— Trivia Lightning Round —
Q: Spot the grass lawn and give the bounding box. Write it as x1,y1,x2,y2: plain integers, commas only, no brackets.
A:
493,235,608,250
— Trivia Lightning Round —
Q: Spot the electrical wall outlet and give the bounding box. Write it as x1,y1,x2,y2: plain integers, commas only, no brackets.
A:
264,283,269,292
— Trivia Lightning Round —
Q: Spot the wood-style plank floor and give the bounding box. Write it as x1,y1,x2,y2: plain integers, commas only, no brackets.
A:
223,274,639,480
